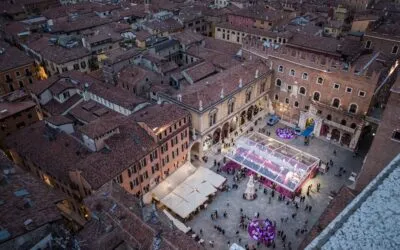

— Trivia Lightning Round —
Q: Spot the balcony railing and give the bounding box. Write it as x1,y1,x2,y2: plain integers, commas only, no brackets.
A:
324,119,356,134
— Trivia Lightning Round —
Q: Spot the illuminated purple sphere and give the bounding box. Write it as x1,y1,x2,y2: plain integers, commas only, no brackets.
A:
247,219,276,244
276,128,295,139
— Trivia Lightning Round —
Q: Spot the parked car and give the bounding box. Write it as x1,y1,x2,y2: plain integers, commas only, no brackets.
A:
267,115,280,126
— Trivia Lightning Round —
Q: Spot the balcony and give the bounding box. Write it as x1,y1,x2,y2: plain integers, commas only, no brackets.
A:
324,119,356,134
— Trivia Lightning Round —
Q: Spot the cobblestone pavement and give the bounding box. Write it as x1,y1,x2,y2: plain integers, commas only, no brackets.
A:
185,122,368,250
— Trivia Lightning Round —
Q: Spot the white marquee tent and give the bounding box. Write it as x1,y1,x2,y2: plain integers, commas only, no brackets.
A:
144,162,226,219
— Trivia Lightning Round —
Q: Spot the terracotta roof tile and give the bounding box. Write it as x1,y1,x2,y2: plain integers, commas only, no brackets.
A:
0,151,66,240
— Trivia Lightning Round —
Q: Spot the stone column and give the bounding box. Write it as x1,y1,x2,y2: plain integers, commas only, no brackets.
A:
313,117,322,137
349,125,362,150
299,111,307,130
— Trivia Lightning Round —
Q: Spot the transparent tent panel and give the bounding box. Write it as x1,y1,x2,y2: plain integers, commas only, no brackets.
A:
226,133,319,192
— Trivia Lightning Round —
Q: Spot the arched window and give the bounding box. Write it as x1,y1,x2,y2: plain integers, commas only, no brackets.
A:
294,101,299,107
259,81,266,93
299,87,306,95
278,65,284,72
209,109,217,127
349,103,358,114
227,98,235,115
350,123,357,129
341,119,347,126
302,72,308,80
313,92,320,101
332,98,340,108
274,94,279,100
285,98,289,104
289,69,295,76
326,114,332,120
317,77,324,84
245,88,252,103
276,78,282,87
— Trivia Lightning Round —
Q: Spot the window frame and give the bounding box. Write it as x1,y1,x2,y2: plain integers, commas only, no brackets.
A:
331,98,340,109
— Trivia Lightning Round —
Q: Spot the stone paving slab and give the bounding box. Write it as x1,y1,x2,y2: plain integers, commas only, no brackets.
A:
185,123,367,250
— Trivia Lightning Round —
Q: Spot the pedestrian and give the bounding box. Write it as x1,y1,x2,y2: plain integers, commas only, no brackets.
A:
333,150,336,156
200,229,203,235
223,211,227,218
292,213,297,219
309,206,312,212
329,159,333,166
222,229,225,235
295,229,300,236
214,159,217,166
227,241,230,246
209,240,214,248
240,208,243,213
285,217,289,223
307,190,310,196
239,238,242,244
305,204,309,211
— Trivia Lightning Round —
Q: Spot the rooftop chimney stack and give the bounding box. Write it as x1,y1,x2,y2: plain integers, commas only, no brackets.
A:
220,88,224,99
239,78,243,88
255,69,259,78
199,100,203,111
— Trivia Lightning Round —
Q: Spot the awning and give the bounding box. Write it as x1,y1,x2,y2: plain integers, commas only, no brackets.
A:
163,209,191,233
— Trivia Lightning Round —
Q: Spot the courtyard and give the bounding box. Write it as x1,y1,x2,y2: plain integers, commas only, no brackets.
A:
185,121,368,249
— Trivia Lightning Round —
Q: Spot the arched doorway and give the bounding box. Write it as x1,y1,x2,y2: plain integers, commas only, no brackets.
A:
320,124,329,137
230,116,237,133
190,141,201,163
247,105,254,121
222,122,230,141
213,128,221,144
240,111,246,125
341,133,351,146
306,117,315,128
331,129,340,142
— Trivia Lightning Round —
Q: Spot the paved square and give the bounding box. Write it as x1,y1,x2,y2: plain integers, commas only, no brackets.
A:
186,123,367,250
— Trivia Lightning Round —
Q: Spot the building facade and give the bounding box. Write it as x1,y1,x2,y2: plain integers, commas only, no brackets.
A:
243,35,386,150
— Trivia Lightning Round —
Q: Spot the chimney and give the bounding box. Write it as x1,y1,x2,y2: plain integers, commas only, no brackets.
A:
220,88,224,99
239,78,243,88
199,100,203,111
177,94,182,101
255,69,259,78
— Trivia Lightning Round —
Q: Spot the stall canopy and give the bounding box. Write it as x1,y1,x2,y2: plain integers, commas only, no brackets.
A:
144,162,226,219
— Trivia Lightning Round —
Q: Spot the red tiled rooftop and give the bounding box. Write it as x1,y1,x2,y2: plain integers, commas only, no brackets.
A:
0,44,34,72
183,61,216,83
0,101,36,120
134,104,190,133
5,121,90,183
0,151,66,240
45,115,73,126
43,94,82,116
25,36,90,64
